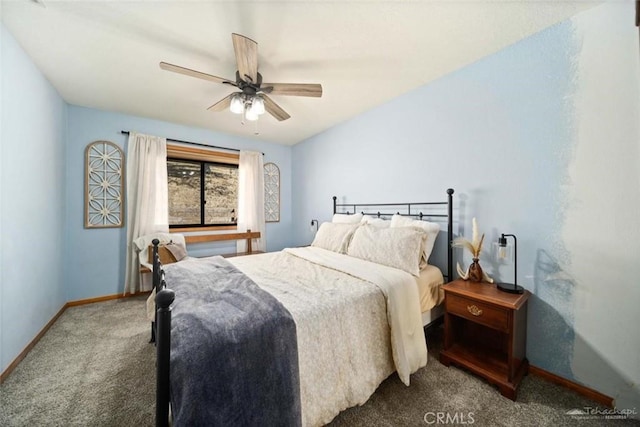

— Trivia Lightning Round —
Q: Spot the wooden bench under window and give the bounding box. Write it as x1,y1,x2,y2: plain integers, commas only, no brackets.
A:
140,230,261,273
184,230,261,256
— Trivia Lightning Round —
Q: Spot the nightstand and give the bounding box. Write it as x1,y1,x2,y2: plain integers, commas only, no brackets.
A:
439,279,530,400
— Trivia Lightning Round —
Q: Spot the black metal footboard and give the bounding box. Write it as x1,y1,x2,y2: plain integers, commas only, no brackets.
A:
151,239,173,427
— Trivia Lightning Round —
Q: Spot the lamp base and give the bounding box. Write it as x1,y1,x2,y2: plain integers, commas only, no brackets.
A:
496,282,524,294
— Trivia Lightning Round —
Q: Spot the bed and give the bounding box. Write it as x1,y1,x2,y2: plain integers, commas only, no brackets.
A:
152,189,455,427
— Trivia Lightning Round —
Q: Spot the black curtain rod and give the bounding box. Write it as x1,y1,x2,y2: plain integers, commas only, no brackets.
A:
120,131,263,155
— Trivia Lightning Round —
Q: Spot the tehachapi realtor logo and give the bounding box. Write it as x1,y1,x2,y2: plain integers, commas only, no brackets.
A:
565,408,588,417
566,407,637,420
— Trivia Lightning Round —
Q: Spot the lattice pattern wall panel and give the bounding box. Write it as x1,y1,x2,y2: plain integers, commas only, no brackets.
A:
84,140,125,228
264,162,280,223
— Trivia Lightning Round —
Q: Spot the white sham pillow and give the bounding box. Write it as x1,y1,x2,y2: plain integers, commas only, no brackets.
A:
390,214,440,263
347,225,425,276
134,232,186,271
311,222,360,253
332,212,363,224
361,215,391,228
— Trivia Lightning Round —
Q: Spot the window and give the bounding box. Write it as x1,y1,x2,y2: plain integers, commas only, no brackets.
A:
166,145,239,229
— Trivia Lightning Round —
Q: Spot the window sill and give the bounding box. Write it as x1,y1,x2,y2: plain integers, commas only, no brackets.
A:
170,225,237,233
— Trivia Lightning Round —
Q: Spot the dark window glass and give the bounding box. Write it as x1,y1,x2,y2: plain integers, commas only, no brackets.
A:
167,159,238,227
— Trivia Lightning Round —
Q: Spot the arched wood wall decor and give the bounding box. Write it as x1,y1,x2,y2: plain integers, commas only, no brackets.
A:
264,162,280,223
84,140,125,228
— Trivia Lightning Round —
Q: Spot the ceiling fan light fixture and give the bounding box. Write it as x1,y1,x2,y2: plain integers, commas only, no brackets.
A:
245,108,259,121
230,93,245,114
250,96,265,115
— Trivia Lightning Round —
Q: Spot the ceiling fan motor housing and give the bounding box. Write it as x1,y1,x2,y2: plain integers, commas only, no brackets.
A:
236,71,262,94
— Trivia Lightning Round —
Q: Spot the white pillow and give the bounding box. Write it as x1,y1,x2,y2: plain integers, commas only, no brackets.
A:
390,214,440,263
311,222,360,253
332,212,363,224
134,232,186,271
361,215,391,228
347,225,425,276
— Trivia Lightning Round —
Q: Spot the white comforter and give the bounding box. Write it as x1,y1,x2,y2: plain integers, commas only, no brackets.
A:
229,246,427,426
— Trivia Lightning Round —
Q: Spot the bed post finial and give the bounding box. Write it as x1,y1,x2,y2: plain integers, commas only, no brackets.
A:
156,287,174,307
156,288,175,427
333,196,337,214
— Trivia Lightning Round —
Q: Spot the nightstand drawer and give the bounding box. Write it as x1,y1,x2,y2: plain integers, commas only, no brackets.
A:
446,294,509,332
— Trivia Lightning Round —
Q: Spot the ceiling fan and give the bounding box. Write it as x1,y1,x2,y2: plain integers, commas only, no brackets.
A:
160,33,322,122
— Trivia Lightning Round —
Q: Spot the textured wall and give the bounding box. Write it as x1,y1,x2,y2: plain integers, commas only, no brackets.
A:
1,25,68,373
563,3,640,411
292,2,639,411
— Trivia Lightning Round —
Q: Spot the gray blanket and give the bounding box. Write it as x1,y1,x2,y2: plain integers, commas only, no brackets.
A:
165,256,301,427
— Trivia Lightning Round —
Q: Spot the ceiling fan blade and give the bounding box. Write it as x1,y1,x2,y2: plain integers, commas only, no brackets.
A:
160,62,234,85
231,33,258,83
262,83,323,97
207,94,233,112
262,95,290,121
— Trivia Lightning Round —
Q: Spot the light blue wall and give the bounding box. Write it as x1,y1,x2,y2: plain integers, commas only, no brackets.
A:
292,3,639,410
292,21,575,267
1,25,68,373
65,106,293,301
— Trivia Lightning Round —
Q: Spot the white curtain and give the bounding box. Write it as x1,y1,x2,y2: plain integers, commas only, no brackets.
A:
237,150,266,253
124,132,169,294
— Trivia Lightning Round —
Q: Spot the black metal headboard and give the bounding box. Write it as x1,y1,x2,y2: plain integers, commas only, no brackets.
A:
332,188,454,281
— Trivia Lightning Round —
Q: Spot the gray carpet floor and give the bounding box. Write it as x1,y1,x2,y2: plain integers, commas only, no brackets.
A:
1,296,637,426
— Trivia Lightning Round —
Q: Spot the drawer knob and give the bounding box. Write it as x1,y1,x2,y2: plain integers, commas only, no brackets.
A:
467,305,483,316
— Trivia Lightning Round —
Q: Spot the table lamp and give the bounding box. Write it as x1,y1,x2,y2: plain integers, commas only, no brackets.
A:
494,233,524,294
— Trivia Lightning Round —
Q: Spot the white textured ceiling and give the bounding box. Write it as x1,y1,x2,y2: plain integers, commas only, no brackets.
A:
1,0,600,145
